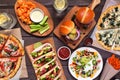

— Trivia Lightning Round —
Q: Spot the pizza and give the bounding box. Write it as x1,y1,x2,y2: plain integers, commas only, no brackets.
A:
0,34,8,51
97,5,120,30
0,33,24,79
0,35,24,57
113,29,120,50
96,5,120,50
0,57,22,80
96,29,118,50
26,42,66,80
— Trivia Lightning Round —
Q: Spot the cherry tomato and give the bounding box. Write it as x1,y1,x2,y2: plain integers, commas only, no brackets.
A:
0,62,4,71
4,46,12,53
10,57,17,62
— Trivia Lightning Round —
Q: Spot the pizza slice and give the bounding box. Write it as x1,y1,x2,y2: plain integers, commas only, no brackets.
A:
0,35,24,57
96,29,118,50
113,29,120,50
97,5,120,30
0,34,8,51
0,57,21,79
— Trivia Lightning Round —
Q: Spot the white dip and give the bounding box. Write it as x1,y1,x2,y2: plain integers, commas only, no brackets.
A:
30,9,44,23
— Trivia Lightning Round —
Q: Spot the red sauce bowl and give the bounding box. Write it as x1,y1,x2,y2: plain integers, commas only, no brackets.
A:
57,46,71,60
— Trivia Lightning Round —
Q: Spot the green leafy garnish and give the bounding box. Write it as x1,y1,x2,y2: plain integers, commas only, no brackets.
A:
33,42,42,49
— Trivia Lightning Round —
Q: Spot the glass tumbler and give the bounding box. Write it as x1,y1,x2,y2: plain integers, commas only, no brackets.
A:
53,0,68,13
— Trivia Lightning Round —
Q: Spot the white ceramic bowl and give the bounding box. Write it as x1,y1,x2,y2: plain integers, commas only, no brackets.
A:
30,8,44,23
57,46,71,60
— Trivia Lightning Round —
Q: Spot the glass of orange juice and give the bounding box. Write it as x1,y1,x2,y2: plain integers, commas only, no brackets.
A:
53,0,68,13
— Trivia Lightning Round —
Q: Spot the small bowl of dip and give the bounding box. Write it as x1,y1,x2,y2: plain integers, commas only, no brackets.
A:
57,46,71,60
30,8,44,23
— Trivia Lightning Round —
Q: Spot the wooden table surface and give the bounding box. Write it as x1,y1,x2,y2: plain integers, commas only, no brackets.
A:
0,0,120,80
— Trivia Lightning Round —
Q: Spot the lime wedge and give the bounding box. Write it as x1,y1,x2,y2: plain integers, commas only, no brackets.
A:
34,42,42,49
54,0,65,10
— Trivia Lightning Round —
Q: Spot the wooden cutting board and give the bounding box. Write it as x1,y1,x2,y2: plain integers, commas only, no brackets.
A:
53,6,96,49
14,0,54,37
25,37,66,80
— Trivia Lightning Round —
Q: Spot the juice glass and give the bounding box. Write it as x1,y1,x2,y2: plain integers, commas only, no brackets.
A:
53,0,68,13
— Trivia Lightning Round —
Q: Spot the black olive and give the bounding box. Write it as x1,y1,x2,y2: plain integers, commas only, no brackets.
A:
106,13,110,18
82,71,86,75
105,39,109,45
100,23,104,28
110,21,114,26
10,62,15,70
99,34,102,41
115,7,118,12
116,22,120,26
102,17,106,22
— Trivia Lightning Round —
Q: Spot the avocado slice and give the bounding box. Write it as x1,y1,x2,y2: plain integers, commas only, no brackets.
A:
80,56,91,65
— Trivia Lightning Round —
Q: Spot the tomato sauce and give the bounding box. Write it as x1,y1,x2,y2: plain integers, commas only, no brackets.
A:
58,47,70,59
83,38,93,46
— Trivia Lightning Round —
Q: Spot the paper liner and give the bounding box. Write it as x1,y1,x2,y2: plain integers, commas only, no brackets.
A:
91,0,120,55
0,28,28,79
100,60,120,80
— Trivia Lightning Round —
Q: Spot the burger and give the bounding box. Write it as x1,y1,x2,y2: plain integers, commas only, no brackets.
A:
59,20,80,41
76,7,95,24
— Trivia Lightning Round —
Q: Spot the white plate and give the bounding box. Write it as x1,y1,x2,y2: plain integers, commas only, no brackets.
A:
68,47,103,80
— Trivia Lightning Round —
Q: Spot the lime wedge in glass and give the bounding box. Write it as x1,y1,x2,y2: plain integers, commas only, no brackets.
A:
54,0,65,10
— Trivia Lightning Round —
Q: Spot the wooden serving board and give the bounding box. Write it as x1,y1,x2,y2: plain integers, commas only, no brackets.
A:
53,6,96,49
14,0,54,37
25,37,66,80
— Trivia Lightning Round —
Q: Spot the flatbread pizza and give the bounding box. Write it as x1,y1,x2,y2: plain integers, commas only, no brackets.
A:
96,29,117,50
0,57,22,80
0,35,24,57
0,33,24,79
97,5,120,30
0,34,8,51
96,4,120,51
113,29,120,50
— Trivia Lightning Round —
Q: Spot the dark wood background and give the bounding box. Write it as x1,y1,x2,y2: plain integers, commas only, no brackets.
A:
0,0,120,80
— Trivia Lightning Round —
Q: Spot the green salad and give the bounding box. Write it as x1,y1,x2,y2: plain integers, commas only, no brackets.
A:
70,49,101,78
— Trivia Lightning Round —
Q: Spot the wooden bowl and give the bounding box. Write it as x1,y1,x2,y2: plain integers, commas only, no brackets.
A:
14,0,54,37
